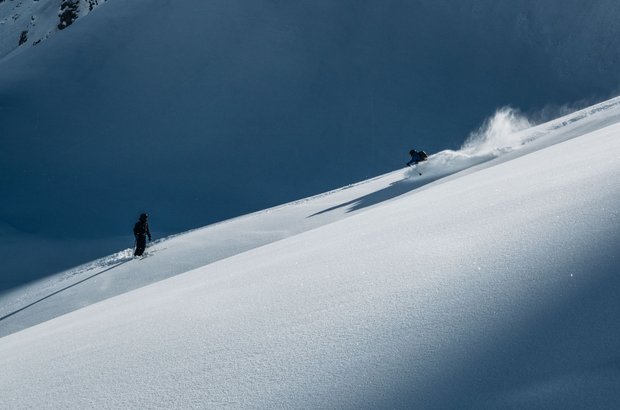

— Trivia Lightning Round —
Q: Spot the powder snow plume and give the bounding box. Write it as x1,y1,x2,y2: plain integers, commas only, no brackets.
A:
461,107,533,156
407,107,535,179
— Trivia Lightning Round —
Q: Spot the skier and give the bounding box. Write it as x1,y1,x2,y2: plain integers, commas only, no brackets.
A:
133,213,152,257
406,149,428,176
406,149,428,167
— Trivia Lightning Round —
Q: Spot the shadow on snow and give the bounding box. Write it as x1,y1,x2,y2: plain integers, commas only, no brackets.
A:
0,260,131,323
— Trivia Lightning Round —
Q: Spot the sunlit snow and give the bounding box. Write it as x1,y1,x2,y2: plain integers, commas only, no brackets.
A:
1,97,620,408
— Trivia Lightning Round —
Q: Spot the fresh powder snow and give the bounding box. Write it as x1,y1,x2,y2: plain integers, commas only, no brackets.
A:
1,97,619,408
3,0,620,293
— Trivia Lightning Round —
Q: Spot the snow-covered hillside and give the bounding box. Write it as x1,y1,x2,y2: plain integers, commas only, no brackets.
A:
3,0,620,295
1,97,619,408
0,0,106,61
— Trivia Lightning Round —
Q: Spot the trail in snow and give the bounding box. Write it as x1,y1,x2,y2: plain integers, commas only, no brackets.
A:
0,260,129,322
2,96,620,339
0,167,410,337
1,98,620,408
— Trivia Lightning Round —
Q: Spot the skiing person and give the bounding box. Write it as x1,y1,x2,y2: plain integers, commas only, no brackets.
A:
133,213,152,257
406,149,429,176
406,149,428,167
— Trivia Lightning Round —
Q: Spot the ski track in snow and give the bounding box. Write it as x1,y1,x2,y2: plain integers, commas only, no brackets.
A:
2,96,620,337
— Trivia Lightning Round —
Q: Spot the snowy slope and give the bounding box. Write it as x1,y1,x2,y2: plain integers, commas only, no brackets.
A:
3,96,618,338
3,0,620,294
1,97,620,408
0,0,107,61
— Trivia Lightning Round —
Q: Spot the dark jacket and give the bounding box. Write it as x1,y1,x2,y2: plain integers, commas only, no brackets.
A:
407,151,424,166
133,220,151,240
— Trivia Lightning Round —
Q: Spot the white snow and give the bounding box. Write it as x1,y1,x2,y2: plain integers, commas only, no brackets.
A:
3,0,620,291
1,97,620,408
0,0,106,61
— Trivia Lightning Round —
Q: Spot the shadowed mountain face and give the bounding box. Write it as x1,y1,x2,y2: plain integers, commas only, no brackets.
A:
1,0,620,286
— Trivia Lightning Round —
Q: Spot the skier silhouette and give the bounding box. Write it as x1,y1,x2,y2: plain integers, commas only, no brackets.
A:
133,213,152,257
406,149,428,175
406,149,428,167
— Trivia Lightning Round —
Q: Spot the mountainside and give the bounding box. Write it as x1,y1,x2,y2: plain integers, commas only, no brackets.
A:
2,0,620,293
0,0,107,61
1,97,620,408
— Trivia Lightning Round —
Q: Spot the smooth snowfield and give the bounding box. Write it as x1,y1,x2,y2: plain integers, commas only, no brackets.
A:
1,99,620,408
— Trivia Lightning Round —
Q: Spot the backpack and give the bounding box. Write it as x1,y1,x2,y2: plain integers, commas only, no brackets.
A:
418,150,428,160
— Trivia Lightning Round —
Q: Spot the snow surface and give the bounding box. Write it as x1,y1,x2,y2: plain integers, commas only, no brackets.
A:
1,97,620,408
0,0,106,61
3,0,620,292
